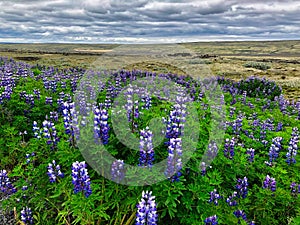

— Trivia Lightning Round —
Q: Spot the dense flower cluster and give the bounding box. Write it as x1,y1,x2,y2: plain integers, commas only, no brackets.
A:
224,137,235,160
136,190,158,225
94,106,110,145
204,215,218,225
21,207,33,224
47,160,64,183
286,127,299,164
246,148,255,163
71,161,92,197
208,189,222,206
138,127,155,168
62,102,80,141
233,210,247,224
42,120,59,146
263,175,276,192
236,177,248,199
164,137,183,182
0,170,17,194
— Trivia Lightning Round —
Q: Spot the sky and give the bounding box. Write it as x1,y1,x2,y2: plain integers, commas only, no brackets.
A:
0,0,299,44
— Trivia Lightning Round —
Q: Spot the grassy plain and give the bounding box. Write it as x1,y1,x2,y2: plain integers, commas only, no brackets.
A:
0,40,299,99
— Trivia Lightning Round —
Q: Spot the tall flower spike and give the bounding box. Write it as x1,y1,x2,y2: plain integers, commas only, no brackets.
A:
138,127,154,168
236,177,248,198
21,207,33,225
263,175,276,192
111,159,125,182
136,190,158,225
0,170,17,194
47,160,64,183
246,148,255,163
164,137,183,182
71,161,92,197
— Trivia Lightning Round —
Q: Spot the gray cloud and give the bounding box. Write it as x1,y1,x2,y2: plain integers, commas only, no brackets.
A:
0,0,299,43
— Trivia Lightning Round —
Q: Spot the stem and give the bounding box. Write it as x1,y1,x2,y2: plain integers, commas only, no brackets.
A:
124,211,136,225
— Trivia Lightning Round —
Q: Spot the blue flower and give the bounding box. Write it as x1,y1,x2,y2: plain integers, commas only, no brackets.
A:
136,190,158,225
71,161,92,197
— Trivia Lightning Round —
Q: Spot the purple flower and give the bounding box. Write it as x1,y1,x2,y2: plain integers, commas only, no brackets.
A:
208,189,222,206
21,207,33,224
111,160,125,182
94,106,110,145
226,191,238,206
233,210,247,224
263,175,276,192
236,177,248,199
224,137,235,160
286,127,299,165
164,138,182,182
47,160,64,183
136,190,158,225
204,215,218,225
246,148,255,163
138,127,154,168
71,161,92,197
0,170,17,194
290,182,300,197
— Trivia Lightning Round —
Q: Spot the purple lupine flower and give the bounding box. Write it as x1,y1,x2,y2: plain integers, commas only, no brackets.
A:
42,120,59,149
136,190,158,225
111,160,125,182
276,122,283,132
208,189,222,206
290,182,300,197
233,210,247,224
47,160,64,183
21,207,33,224
224,137,235,160
200,162,207,176
141,94,152,109
0,170,17,194
32,121,41,139
71,161,92,197
268,144,279,164
94,106,110,145
62,102,80,142
226,191,238,206
236,177,248,199
286,127,299,165
204,215,218,225
263,175,276,192
138,127,154,168
45,96,53,106
49,111,59,122
164,138,183,182
33,89,40,100
246,148,255,163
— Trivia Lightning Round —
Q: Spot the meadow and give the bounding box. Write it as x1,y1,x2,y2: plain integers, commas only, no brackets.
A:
0,41,300,225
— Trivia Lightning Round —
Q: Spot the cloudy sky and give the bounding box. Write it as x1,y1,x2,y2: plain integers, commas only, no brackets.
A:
0,0,299,43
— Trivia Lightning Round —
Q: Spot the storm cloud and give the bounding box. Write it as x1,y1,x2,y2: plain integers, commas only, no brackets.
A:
0,0,299,43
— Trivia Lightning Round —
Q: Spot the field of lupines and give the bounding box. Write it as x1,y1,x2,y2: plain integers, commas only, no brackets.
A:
0,56,300,225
